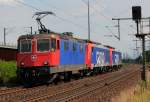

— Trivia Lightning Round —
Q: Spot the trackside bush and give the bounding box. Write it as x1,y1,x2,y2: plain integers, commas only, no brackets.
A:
0,60,17,85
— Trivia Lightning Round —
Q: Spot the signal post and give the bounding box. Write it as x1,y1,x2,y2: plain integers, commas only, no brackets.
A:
112,6,149,82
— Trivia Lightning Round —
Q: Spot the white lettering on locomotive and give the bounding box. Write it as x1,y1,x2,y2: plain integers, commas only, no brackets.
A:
95,51,105,67
114,54,120,65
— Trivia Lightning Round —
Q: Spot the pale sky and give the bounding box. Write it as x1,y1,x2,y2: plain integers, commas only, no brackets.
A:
0,0,149,58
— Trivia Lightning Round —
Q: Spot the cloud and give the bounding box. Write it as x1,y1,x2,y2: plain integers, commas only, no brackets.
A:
0,0,23,5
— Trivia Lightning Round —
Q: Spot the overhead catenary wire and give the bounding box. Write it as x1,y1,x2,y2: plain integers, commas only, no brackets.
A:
55,16,87,31
14,0,133,47
14,0,89,32
15,0,42,11
81,0,136,31
37,0,95,34
83,0,129,32
81,0,125,35
36,0,81,19
81,0,112,22
81,0,121,40
15,0,112,36
36,0,89,30
81,0,140,56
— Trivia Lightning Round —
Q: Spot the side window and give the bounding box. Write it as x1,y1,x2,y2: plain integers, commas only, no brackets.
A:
73,42,77,51
80,44,84,52
92,47,94,52
57,40,60,49
51,38,56,51
64,40,69,51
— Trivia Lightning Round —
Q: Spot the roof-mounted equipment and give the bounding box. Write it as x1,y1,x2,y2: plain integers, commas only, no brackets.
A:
33,11,55,34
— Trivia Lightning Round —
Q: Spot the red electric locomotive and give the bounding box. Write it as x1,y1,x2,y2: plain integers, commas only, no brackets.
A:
16,12,122,86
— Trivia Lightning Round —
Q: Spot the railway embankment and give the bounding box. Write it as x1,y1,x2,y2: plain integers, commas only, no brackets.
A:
112,68,150,102
0,64,141,102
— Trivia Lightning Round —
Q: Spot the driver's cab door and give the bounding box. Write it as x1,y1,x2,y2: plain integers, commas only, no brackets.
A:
50,35,60,66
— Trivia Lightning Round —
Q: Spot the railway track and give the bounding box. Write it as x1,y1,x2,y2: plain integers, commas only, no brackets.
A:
0,87,24,96
0,84,54,102
57,69,139,102
76,68,140,102
24,67,139,102
0,64,140,102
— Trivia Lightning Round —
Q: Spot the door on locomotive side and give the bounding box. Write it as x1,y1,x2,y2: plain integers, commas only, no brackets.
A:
49,34,60,66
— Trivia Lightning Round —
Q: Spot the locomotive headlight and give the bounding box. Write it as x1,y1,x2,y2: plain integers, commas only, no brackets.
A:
44,61,49,65
51,34,55,38
20,62,24,66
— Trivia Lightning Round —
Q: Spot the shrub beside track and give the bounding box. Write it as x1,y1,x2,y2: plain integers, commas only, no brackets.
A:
0,60,17,85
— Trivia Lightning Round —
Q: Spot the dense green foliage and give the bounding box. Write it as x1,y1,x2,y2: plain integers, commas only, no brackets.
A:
0,60,17,84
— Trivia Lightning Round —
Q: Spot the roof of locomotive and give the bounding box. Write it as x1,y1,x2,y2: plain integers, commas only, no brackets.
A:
18,32,115,50
18,32,86,42
18,32,58,39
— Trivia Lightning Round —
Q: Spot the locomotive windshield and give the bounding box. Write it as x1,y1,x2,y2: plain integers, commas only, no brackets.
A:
37,39,50,52
20,39,32,53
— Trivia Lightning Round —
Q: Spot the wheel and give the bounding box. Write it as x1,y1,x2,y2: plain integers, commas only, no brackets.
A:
64,72,71,82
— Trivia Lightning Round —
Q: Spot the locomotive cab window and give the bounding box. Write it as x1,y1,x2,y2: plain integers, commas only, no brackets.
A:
20,39,32,53
37,39,50,52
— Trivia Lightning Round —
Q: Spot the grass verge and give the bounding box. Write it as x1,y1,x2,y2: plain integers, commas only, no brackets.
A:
127,81,150,102
0,60,17,85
